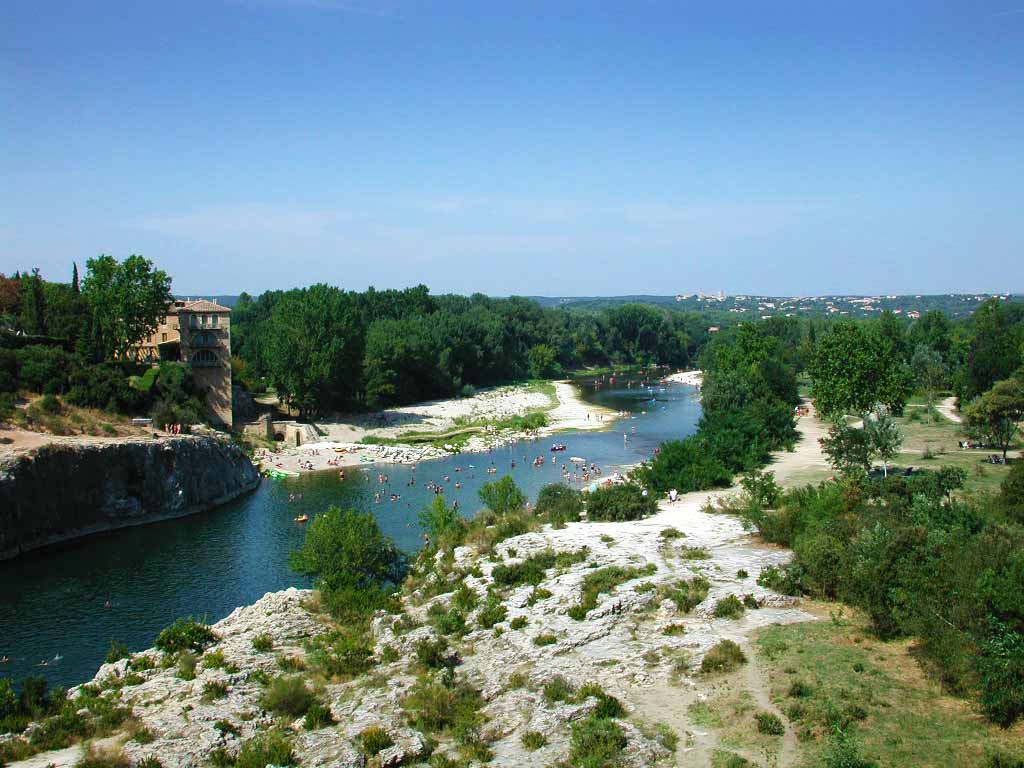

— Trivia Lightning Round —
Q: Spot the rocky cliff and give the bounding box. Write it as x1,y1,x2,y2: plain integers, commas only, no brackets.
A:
0,435,260,560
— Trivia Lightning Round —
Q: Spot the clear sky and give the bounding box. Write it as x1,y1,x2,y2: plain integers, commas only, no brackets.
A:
2,1,1022,297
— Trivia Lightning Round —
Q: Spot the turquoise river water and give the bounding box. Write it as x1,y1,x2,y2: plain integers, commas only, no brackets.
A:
0,377,701,688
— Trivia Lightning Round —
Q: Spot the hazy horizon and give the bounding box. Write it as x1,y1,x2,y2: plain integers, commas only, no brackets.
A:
4,1,1022,296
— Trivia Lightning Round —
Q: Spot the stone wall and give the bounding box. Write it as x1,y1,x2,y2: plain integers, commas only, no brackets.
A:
0,435,260,560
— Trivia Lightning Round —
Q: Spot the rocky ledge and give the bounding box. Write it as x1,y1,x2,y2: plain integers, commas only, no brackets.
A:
7,491,812,768
0,435,260,560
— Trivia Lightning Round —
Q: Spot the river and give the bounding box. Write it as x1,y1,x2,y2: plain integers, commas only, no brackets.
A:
0,377,701,689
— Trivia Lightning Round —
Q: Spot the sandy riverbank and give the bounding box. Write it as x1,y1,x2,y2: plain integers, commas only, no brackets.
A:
256,379,619,475
665,369,703,386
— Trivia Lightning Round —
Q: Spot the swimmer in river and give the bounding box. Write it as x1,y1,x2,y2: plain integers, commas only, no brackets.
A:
104,600,112,609
1,655,9,663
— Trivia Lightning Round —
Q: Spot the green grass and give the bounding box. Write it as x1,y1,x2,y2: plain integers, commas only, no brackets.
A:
892,410,1015,495
754,610,1024,766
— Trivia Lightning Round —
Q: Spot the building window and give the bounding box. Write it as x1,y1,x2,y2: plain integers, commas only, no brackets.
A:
211,314,218,327
191,349,218,366
161,333,167,342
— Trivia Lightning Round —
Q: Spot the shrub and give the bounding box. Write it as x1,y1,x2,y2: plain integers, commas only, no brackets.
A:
427,603,468,637
401,677,485,735
533,633,557,647
251,633,273,652
260,676,314,718
358,726,394,756
414,638,455,671
234,731,297,768
639,437,734,494
306,631,374,679
569,563,657,620
476,595,507,629
177,651,198,681
663,623,687,636
661,575,710,613
586,483,657,522
289,506,406,620
569,715,626,768
713,595,745,619
510,616,527,630
214,719,240,737
137,759,164,768
757,564,805,596
105,641,130,664
478,476,526,515
543,676,575,703
754,711,785,735
201,681,229,702
418,495,466,548
736,569,748,578
451,582,478,612
304,701,334,730
154,618,217,654
520,729,547,751
660,527,685,540
700,640,747,674
536,484,583,527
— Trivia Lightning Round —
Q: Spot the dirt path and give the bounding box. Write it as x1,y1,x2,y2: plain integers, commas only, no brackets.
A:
936,396,962,423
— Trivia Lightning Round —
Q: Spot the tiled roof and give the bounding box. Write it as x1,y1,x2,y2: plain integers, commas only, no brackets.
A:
178,299,231,313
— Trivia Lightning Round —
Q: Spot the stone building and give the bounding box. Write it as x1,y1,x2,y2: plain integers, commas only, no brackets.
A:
135,299,234,427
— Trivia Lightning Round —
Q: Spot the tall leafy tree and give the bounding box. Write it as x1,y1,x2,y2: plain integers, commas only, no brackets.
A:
965,300,1022,400
810,321,914,419
965,377,1024,460
911,344,947,407
79,254,172,361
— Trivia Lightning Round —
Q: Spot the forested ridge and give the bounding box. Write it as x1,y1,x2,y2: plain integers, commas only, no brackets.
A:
229,285,706,415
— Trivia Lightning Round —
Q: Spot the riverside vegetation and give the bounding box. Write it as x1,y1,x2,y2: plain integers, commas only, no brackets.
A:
3,290,1024,765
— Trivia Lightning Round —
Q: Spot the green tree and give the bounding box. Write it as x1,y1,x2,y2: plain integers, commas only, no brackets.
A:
965,300,1022,400
290,507,406,617
911,344,947,407
79,254,172,361
863,406,903,477
19,267,47,335
527,343,561,379
810,321,914,419
263,285,363,416
820,420,873,476
965,378,1024,460
478,476,526,515
417,495,465,547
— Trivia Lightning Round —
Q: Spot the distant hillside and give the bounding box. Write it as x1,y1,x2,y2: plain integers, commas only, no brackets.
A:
524,293,1023,319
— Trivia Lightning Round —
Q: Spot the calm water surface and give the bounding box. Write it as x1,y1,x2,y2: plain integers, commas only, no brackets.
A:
0,378,700,687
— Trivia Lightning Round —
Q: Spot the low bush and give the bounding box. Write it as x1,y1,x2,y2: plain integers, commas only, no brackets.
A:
568,563,657,620
520,729,547,751
234,731,297,768
260,676,314,718
754,711,785,735
154,619,217,654
401,677,485,736
358,726,394,756
414,638,455,671
476,595,507,629
533,633,557,647
536,484,584,528
510,616,528,630
303,702,333,730
568,715,626,768
251,633,273,652
201,681,229,702
700,640,747,674
713,595,745,619
105,641,130,664
660,575,710,613
306,631,374,680
586,483,657,522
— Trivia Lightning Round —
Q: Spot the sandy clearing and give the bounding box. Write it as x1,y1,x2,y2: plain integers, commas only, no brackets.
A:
257,379,618,473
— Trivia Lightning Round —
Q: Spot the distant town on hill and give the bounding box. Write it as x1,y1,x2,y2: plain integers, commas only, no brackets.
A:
186,292,1021,320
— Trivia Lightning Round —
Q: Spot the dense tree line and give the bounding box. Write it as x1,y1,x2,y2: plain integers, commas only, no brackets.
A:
230,285,707,415
0,257,205,426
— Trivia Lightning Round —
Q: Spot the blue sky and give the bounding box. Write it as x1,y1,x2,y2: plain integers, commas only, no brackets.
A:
2,1,1022,296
